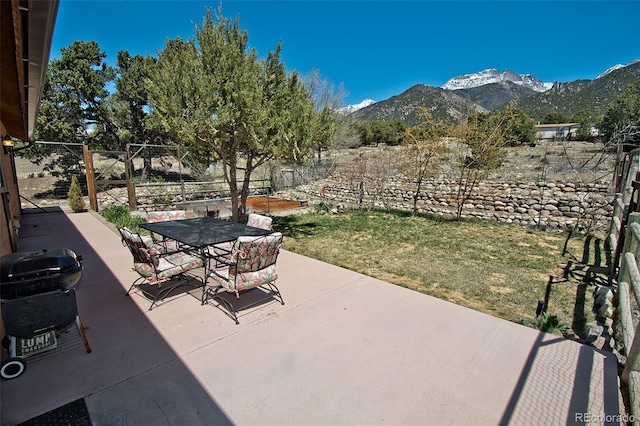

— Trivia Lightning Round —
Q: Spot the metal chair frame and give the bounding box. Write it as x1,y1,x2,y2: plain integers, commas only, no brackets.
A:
204,233,284,324
210,214,273,262
119,227,204,310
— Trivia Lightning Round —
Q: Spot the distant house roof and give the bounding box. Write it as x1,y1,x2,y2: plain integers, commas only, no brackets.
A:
535,123,579,129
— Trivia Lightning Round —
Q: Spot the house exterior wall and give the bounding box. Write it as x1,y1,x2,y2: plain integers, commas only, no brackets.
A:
1,0,58,361
0,123,21,256
535,123,580,141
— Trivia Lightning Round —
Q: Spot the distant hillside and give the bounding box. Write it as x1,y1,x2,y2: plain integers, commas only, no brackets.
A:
453,80,538,110
352,84,486,125
515,61,640,120
349,61,640,124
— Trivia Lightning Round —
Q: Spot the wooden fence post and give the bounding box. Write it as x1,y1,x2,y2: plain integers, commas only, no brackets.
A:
621,216,640,384
610,193,625,274
613,193,624,224
83,145,98,211
125,144,136,211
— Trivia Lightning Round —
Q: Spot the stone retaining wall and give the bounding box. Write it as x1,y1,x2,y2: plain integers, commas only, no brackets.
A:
97,174,614,232
291,175,613,232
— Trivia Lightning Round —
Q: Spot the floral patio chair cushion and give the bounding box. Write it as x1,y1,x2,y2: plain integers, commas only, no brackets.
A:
123,227,175,254
146,210,186,223
211,264,278,294
144,210,186,253
246,213,272,230
120,227,150,254
211,214,272,259
120,227,161,264
134,251,203,282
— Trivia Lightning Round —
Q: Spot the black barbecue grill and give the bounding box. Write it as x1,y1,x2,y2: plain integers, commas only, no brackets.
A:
0,248,91,380
0,248,83,299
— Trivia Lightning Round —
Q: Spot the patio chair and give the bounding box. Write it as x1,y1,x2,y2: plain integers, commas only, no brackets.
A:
119,227,204,310
204,232,284,324
142,210,186,254
211,213,273,260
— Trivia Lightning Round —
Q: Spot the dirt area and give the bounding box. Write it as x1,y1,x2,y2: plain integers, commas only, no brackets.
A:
18,176,69,205
492,140,614,184
327,140,615,185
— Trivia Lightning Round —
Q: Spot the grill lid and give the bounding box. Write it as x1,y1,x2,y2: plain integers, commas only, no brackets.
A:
0,248,82,282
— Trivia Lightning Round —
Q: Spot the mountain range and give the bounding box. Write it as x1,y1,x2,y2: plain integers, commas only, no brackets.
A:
349,60,640,125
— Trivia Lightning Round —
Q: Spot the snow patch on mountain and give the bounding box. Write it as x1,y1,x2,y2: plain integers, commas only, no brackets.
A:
339,99,376,114
442,69,553,93
596,59,640,79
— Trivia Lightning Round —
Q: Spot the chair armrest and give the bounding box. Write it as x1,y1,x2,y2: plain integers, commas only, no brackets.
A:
141,247,162,267
210,245,232,256
210,268,230,282
209,254,236,267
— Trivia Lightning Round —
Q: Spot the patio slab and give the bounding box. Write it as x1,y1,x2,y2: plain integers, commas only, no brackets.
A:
0,207,622,425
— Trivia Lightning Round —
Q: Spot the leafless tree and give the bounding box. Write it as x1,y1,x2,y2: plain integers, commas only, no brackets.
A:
397,107,449,215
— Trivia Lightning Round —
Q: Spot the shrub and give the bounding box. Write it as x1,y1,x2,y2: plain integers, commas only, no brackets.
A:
520,313,568,334
534,314,569,334
67,175,85,212
100,205,129,223
100,205,146,232
314,201,334,213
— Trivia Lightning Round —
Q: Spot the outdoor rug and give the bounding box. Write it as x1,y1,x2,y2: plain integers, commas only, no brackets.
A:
17,398,91,426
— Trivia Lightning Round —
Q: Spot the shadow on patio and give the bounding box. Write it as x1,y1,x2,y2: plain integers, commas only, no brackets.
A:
0,207,230,425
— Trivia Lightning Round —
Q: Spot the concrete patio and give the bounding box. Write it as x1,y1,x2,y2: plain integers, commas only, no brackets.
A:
0,207,622,425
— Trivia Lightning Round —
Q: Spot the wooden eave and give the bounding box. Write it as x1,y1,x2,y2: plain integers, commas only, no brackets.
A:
0,0,59,141
0,0,25,138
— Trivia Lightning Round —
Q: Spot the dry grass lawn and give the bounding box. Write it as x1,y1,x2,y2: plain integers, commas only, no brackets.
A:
274,210,606,335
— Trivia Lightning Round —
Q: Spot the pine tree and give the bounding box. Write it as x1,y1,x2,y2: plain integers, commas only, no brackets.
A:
147,6,321,222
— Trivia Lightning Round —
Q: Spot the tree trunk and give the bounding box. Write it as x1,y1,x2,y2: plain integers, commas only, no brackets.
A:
142,150,152,180
413,176,423,216
229,153,240,223
238,154,255,223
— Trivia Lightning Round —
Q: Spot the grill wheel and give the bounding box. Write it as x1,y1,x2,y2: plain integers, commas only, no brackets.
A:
1,357,27,380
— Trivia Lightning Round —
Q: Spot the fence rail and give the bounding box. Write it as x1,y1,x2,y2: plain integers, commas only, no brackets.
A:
609,145,640,425
16,142,329,213
132,179,271,211
616,215,640,426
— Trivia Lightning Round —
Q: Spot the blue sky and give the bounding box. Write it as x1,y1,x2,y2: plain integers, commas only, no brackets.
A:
51,0,640,105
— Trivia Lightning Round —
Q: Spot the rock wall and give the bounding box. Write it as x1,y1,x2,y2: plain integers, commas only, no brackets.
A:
97,174,614,233
293,175,613,232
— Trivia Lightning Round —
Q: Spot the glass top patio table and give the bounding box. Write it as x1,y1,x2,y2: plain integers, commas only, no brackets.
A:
139,217,272,249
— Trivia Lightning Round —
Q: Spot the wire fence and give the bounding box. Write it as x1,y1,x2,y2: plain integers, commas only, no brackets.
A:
270,158,336,192
15,142,335,211
15,142,86,207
